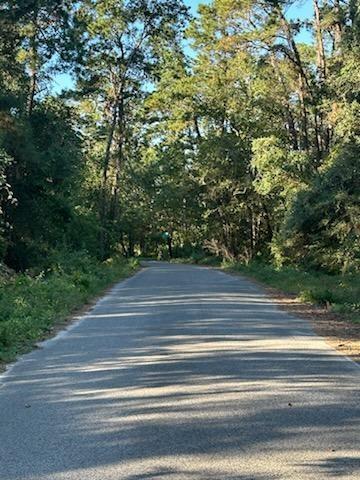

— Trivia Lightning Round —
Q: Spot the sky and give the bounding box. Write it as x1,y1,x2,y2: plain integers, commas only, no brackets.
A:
52,0,314,93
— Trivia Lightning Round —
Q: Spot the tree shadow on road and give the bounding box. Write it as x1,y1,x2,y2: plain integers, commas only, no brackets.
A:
1,264,359,479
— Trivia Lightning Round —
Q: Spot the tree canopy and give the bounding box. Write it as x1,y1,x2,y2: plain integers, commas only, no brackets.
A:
0,0,359,273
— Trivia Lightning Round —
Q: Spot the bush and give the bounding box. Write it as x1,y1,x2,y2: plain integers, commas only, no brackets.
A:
0,253,138,362
300,288,341,306
275,144,360,274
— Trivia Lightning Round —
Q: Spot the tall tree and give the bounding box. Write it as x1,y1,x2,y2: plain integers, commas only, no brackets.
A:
76,0,188,257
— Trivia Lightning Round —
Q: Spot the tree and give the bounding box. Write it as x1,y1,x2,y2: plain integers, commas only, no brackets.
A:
0,0,359,275
2,0,77,115
76,0,188,257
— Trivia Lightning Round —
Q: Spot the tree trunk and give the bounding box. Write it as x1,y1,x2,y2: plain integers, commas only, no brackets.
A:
278,11,312,97
313,110,323,163
333,0,343,51
286,109,299,150
269,54,299,150
27,10,39,116
298,75,310,152
313,0,327,82
110,86,125,224
167,235,173,258
128,234,134,257
313,0,329,160
27,69,37,116
261,202,273,240
194,116,202,139
278,10,314,153
99,100,118,259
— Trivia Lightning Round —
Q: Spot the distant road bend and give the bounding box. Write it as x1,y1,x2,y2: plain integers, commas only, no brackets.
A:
0,261,359,479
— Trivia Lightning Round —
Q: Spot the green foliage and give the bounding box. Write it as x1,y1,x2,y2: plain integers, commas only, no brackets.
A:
0,255,138,362
252,137,310,198
279,144,360,273
3,98,86,269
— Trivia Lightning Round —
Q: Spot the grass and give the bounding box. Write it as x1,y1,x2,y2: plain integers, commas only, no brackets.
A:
0,254,139,364
222,261,360,323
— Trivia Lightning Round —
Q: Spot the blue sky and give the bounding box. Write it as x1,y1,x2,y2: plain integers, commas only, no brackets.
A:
53,0,314,93
184,0,208,14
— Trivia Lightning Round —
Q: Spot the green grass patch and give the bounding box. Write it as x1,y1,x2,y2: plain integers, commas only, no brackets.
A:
0,254,139,363
223,261,360,323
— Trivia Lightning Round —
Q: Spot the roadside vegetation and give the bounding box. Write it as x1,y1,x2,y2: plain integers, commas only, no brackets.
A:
0,255,138,364
224,262,360,323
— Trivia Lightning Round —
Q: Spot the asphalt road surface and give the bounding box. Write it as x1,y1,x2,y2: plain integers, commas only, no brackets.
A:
0,261,359,480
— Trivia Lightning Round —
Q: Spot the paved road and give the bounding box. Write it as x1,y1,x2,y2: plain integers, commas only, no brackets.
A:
0,262,359,480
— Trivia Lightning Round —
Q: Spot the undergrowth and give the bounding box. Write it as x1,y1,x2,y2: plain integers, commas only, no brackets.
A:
0,253,138,363
222,261,360,323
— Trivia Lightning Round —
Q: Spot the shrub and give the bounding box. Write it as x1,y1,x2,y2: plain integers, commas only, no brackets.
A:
0,254,138,362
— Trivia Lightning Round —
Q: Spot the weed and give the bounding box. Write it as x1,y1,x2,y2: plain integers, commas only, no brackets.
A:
0,254,138,363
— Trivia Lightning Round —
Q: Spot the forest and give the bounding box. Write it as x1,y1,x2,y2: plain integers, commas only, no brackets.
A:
1,0,359,271
0,1,359,358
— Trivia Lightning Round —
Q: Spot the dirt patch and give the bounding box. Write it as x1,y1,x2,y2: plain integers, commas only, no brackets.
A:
222,268,360,364
260,284,359,364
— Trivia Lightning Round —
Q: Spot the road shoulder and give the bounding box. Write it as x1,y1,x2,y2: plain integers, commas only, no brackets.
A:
224,268,360,364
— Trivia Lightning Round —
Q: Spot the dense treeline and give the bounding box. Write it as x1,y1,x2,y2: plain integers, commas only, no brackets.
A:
0,0,359,274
